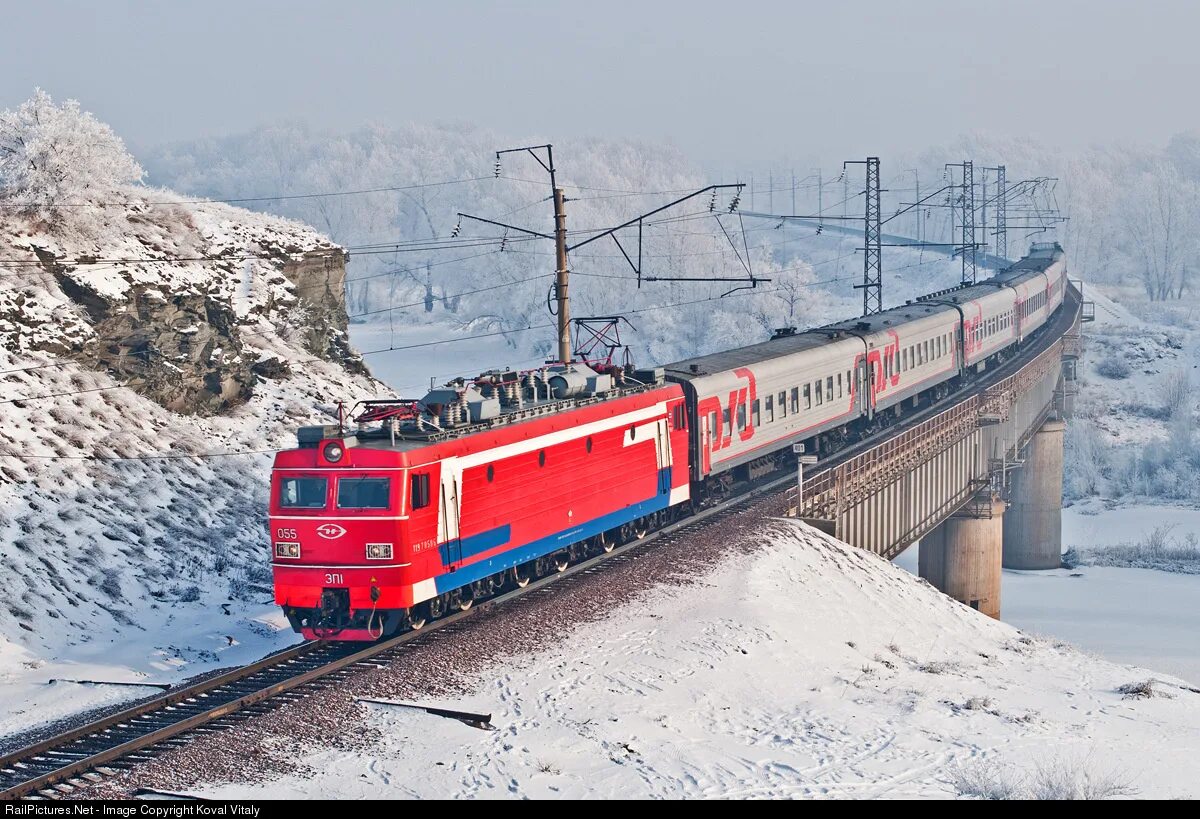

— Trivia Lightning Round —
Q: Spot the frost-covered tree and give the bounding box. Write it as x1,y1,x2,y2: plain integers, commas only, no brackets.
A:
0,89,144,229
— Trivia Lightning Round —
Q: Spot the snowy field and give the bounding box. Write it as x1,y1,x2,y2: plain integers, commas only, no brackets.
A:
190,521,1200,800
0,601,296,743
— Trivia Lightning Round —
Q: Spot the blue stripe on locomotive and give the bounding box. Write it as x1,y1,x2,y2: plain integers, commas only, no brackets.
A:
432,467,673,595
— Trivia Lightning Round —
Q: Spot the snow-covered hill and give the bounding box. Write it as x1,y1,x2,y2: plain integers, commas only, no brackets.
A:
0,94,389,725
146,519,1200,800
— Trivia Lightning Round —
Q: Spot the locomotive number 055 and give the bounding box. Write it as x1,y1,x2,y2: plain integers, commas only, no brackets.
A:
276,528,298,540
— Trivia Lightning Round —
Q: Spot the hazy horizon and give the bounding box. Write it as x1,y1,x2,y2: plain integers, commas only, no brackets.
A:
3,0,1198,176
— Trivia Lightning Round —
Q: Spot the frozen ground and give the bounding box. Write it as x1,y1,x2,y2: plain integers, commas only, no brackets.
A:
185,520,1199,800
0,601,297,744
893,503,1200,686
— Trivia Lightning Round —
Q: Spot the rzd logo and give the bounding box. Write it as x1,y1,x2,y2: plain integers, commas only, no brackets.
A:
697,367,757,458
316,523,347,540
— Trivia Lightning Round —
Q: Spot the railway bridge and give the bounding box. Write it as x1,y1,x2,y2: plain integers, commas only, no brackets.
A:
785,282,1087,618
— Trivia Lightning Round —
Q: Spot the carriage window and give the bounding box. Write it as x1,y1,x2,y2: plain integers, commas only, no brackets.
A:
410,473,431,510
722,407,731,436
801,384,810,409
765,394,774,423
826,377,833,402
751,399,760,427
279,477,327,509
813,381,822,406
736,403,747,431
337,477,391,510
778,391,787,418
792,387,801,412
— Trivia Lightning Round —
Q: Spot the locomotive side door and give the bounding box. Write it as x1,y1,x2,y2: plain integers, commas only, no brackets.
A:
439,465,462,568
655,416,672,495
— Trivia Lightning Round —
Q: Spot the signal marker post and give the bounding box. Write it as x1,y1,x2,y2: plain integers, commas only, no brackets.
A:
792,443,818,515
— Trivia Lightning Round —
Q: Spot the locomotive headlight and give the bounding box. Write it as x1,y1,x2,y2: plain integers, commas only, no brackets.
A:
323,441,344,463
275,542,301,558
366,543,393,560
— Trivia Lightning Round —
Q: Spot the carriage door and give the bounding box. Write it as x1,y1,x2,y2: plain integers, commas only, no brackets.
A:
859,358,873,421
439,465,462,568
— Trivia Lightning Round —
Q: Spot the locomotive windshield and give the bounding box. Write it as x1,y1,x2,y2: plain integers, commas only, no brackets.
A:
278,476,328,508
336,477,391,510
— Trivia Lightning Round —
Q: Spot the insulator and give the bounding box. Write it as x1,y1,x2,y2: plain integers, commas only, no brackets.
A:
450,217,462,238
494,156,502,177
728,194,741,213
708,191,717,212
500,229,508,251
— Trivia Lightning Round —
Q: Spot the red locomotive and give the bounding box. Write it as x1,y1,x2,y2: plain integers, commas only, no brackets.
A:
270,243,1068,640
270,364,690,638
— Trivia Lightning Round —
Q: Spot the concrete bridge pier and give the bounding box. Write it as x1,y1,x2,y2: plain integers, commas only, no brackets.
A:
1003,418,1066,570
918,496,1005,618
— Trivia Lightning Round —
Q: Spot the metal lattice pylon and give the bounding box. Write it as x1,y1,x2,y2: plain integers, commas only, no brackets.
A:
862,157,882,314
994,164,1007,261
961,160,977,284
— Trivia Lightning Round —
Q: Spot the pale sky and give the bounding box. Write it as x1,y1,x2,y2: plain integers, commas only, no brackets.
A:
2,0,1197,171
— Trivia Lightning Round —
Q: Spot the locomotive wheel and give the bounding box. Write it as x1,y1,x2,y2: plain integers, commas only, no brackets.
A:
407,606,427,631
453,590,473,611
511,564,532,588
555,551,570,572
632,517,650,540
598,531,614,553
427,595,447,619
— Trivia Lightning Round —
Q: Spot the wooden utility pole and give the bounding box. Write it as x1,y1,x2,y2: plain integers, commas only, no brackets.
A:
553,187,571,363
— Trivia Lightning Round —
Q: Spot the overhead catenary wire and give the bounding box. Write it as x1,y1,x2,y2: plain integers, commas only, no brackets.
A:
0,262,863,424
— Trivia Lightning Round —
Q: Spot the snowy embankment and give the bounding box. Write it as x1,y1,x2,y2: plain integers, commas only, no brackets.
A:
189,520,1200,800
0,93,390,738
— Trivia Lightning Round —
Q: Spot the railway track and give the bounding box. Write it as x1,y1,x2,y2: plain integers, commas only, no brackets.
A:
0,296,1079,801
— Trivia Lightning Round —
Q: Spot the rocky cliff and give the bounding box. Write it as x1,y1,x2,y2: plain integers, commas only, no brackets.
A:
0,194,388,659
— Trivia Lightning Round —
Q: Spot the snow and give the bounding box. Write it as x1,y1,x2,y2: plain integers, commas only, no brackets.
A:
192,521,1200,800
0,598,296,742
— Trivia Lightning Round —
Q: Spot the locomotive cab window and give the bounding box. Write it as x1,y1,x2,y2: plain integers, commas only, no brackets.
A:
410,473,431,510
337,477,391,510
279,477,328,509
